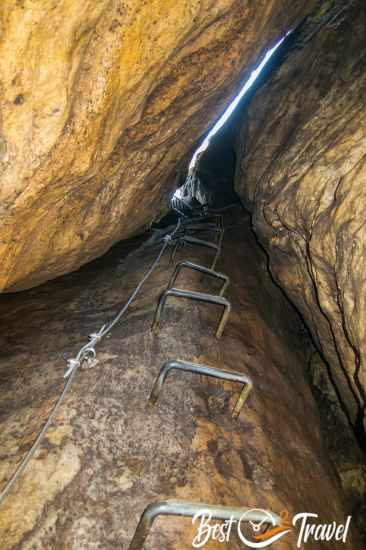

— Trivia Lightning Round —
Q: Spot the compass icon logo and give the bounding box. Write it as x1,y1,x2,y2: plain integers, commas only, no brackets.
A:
238,509,292,548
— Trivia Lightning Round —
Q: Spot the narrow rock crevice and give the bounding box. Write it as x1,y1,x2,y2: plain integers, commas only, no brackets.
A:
1,1,366,548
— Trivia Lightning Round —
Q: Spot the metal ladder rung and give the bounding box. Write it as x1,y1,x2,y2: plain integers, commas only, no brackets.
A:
175,233,224,270
128,499,280,550
167,260,229,296
170,232,223,269
183,224,222,243
151,288,231,338
183,213,224,228
148,359,253,417
183,223,220,232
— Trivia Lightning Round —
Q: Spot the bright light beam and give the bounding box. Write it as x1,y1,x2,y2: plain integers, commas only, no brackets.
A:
189,34,288,171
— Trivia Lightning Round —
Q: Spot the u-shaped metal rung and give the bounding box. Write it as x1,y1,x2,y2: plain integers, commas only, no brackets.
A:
183,223,222,242
167,260,229,296
128,499,280,550
176,234,224,270
148,360,253,417
183,223,220,232
151,288,231,338
183,213,224,229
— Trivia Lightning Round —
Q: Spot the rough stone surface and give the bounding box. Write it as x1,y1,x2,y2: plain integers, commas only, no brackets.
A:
308,351,366,539
0,210,361,548
0,0,313,292
235,5,366,437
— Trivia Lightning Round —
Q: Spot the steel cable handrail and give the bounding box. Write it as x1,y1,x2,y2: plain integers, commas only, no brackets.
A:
0,204,235,505
0,219,183,506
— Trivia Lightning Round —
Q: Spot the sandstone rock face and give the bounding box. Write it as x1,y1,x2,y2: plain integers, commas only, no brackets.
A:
235,6,366,435
0,210,361,548
0,1,312,292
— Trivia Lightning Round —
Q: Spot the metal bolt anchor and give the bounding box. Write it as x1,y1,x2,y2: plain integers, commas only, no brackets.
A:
151,288,231,338
148,359,253,417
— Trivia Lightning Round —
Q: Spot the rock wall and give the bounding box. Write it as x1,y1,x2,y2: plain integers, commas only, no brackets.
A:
0,0,313,292
0,209,362,548
235,4,366,437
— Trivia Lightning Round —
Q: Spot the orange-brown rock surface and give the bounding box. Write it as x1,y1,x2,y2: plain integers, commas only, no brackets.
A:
0,0,313,292
235,4,366,436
